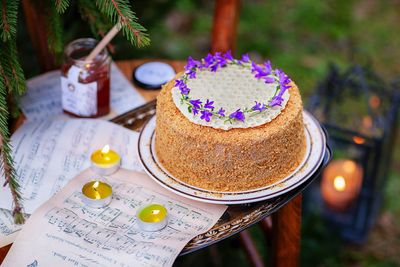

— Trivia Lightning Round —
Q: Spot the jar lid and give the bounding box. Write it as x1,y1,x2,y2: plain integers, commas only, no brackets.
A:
133,62,176,90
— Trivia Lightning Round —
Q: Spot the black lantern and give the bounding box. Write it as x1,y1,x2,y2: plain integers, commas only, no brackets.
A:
305,64,400,243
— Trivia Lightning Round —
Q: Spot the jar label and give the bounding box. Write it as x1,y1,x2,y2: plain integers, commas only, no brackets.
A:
61,66,98,116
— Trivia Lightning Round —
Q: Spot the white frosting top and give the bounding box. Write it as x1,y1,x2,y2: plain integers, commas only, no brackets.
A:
172,64,290,130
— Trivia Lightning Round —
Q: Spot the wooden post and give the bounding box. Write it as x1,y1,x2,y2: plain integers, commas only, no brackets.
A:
21,0,57,71
272,195,302,267
211,0,240,54
238,230,265,267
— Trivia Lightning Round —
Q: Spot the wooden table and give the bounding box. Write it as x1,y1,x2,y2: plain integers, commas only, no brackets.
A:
0,60,331,267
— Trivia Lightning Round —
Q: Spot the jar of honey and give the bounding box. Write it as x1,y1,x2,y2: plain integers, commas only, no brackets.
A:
61,38,111,117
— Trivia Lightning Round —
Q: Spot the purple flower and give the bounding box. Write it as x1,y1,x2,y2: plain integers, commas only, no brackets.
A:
264,76,275,84
210,52,227,72
185,56,201,71
276,69,291,86
186,69,196,79
200,110,213,122
270,96,284,107
217,107,225,117
264,60,272,73
203,53,215,68
193,107,199,115
179,84,190,95
210,64,219,72
190,99,202,109
204,99,214,110
223,50,234,61
229,109,245,122
251,62,263,73
251,60,274,80
175,79,184,87
251,62,268,79
275,69,291,95
252,101,266,112
239,53,250,63
175,79,190,94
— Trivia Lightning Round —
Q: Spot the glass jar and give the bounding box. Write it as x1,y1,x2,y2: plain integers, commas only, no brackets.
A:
61,38,111,117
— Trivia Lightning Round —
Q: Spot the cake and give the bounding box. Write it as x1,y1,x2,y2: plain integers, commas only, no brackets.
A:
155,52,306,191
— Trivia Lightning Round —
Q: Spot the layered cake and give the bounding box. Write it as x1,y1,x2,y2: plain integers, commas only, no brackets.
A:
155,52,306,191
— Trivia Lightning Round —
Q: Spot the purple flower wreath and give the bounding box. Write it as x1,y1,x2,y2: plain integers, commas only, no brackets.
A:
176,51,292,123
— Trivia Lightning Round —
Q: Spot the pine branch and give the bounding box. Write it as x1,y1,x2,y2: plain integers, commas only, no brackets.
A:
0,59,24,224
78,0,112,38
46,1,64,56
0,0,18,42
53,0,70,14
0,0,25,223
0,41,26,95
95,0,150,47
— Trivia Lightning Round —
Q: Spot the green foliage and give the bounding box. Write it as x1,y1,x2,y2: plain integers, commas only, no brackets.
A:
0,63,24,224
0,0,150,223
0,0,19,42
0,41,26,95
95,0,150,47
46,1,64,57
78,0,112,38
0,0,25,224
54,0,70,14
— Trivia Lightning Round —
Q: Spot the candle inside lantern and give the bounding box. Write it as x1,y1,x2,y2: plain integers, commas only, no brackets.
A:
90,144,121,175
82,180,113,208
321,159,363,211
136,204,168,231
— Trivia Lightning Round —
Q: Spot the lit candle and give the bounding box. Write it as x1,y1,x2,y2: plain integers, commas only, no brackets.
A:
82,180,113,208
136,204,168,231
91,145,121,175
321,159,363,211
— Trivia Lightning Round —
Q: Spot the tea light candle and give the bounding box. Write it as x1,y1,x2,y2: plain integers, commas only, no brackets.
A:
91,145,121,175
82,180,113,208
321,159,363,211
136,204,168,231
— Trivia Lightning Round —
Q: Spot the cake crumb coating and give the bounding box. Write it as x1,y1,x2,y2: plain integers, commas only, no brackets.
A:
155,77,306,192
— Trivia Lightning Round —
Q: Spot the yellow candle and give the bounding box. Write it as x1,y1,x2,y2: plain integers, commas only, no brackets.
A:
90,145,121,175
82,180,113,208
137,204,168,231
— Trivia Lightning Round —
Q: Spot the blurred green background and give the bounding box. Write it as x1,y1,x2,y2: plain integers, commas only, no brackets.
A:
19,0,400,266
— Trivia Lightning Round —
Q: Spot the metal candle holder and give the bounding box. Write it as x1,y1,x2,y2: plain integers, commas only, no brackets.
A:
306,64,400,243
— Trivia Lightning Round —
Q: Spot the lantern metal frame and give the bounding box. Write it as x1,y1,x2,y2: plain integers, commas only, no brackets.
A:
305,64,400,243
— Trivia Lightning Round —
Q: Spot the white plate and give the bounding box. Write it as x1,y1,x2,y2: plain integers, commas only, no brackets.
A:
138,111,326,204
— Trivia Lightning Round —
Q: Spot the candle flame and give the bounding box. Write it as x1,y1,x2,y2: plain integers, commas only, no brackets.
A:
333,176,346,192
93,181,100,191
352,136,365,145
152,210,160,215
101,145,110,154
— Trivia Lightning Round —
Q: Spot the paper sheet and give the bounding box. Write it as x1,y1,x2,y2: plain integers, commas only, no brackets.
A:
0,209,27,247
2,168,227,267
20,63,145,121
0,118,143,214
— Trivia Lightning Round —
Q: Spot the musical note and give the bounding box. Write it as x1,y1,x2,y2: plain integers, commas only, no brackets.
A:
0,118,143,214
1,168,227,267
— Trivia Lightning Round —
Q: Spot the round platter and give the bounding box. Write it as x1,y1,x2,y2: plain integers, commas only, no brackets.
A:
138,111,326,204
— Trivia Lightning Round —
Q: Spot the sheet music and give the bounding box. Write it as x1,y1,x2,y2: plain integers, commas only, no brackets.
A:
2,168,227,267
20,63,145,121
0,209,27,247
0,118,143,214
